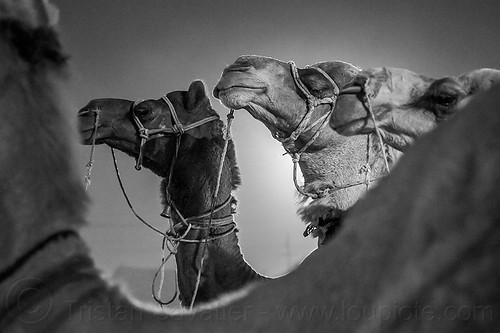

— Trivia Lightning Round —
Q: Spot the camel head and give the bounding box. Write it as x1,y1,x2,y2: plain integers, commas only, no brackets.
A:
77,80,223,176
214,56,403,243
330,67,500,151
214,55,360,151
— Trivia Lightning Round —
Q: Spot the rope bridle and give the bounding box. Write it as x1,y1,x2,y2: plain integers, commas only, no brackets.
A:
274,62,338,156
279,62,392,239
130,96,236,309
132,95,219,171
85,95,236,308
84,107,100,190
338,80,391,172
278,61,390,200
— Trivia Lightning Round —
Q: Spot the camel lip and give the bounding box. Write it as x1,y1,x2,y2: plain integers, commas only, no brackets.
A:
79,128,99,145
217,85,266,94
215,85,266,107
331,117,372,136
223,65,252,74
381,130,414,152
77,108,92,116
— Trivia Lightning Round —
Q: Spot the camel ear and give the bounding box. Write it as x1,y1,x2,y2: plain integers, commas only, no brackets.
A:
458,68,500,94
187,80,210,111
297,67,336,99
0,0,59,27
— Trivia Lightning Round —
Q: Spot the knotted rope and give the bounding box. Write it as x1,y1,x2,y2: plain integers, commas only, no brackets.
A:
111,145,236,307
284,61,386,200
84,107,100,190
362,81,390,174
85,95,236,307
189,109,235,309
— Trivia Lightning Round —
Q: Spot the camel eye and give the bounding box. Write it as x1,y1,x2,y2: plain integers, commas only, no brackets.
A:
134,107,150,117
433,93,458,118
434,93,456,106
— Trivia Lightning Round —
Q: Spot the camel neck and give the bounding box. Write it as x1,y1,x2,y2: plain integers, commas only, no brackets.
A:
162,136,266,306
0,230,79,284
0,233,95,302
166,137,235,218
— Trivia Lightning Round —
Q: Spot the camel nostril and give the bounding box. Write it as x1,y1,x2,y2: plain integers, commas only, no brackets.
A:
223,64,251,75
213,86,220,99
77,108,90,116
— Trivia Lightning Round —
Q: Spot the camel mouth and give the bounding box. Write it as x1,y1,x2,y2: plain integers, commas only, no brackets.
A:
79,128,100,145
214,85,266,109
332,117,372,136
77,106,105,144
77,108,91,116
216,85,265,97
381,131,413,152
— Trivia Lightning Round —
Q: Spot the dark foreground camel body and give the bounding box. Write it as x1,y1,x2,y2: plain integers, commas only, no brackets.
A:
78,82,267,307
1,1,499,331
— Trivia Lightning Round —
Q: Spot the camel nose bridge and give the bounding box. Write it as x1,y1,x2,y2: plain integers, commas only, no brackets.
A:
234,55,253,64
231,55,260,70
223,62,253,75
78,100,101,116
85,99,104,113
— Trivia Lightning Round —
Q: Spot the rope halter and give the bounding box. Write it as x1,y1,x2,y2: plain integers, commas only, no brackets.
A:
112,102,236,308
132,95,219,170
276,61,340,154
338,78,391,173
282,62,391,205
277,61,340,198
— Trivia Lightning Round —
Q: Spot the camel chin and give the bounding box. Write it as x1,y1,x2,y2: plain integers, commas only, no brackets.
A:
332,117,374,136
79,129,95,144
217,87,262,110
379,131,414,152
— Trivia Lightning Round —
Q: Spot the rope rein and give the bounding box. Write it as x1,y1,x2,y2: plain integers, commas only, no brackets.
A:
279,61,339,199
84,107,100,190
283,62,393,239
284,61,388,200
189,109,235,310
362,81,390,173
85,94,237,308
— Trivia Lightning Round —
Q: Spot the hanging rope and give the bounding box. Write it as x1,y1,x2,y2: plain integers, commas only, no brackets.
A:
84,108,100,190
111,147,166,236
87,96,238,308
189,109,235,310
362,134,372,193
151,235,179,306
363,81,390,174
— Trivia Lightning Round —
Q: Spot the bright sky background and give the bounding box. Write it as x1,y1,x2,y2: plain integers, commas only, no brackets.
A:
52,0,500,277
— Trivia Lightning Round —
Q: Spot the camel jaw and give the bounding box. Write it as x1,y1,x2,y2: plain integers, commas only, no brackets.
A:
78,128,99,145
215,85,266,110
332,115,376,136
77,111,102,145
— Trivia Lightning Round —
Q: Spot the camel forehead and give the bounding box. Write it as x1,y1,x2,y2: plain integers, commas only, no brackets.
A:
234,55,284,67
233,55,287,72
365,67,433,103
